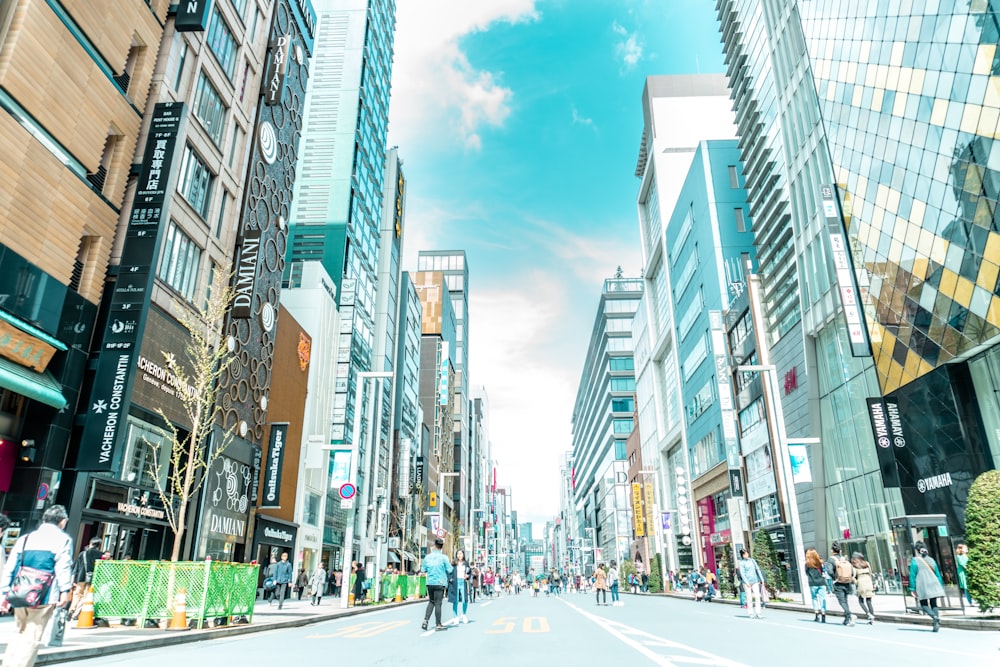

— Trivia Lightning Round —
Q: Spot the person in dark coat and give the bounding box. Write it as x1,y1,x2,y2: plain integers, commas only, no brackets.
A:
352,562,366,605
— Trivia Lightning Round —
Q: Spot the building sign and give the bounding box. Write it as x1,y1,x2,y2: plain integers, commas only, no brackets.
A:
631,482,645,537
788,444,813,484
0,319,59,372
415,456,425,486
783,366,798,395
115,501,166,521
644,482,656,536
866,397,902,487
297,331,311,371
261,423,288,508
710,310,741,469
77,103,185,472
438,341,449,406
329,448,351,489
263,35,291,106
728,468,744,497
917,472,953,494
822,185,871,357
231,229,262,319
202,454,252,544
174,0,212,32
398,441,411,497
745,446,777,502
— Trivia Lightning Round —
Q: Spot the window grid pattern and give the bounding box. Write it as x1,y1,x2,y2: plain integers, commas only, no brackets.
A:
158,221,202,301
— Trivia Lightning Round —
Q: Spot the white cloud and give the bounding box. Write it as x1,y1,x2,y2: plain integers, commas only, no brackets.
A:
571,106,595,129
611,21,644,70
389,1,540,150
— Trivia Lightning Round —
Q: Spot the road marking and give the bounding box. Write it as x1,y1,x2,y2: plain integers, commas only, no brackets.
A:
560,598,749,667
480,601,493,608
307,620,409,639
486,616,517,634
522,616,550,633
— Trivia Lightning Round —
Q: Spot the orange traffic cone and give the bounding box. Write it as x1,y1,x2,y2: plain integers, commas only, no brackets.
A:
76,586,96,629
167,588,189,631
395,584,402,603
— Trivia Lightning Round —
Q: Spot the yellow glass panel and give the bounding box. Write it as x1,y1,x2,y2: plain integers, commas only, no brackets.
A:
893,92,908,116
972,0,989,12
910,199,926,225
986,231,1000,261
918,360,934,378
904,350,922,378
847,61,858,83
977,260,999,291
872,88,885,110
860,41,871,62
889,238,904,263
887,66,901,90
917,229,935,258
961,104,981,134
954,276,975,308
979,106,1000,137
939,268,958,297
865,66,877,87
875,184,889,208
965,164,984,194
853,86,863,107
931,98,948,126
887,188,901,213
909,68,925,95
988,296,1000,329
898,67,912,93
986,77,1000,108
875,65,889,88
889,362,905,393
890,42,905,67
974,44,996,76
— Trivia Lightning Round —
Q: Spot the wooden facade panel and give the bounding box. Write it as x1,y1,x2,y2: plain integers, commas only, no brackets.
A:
0,4,141,173
63,0,163,76
0,115,119,305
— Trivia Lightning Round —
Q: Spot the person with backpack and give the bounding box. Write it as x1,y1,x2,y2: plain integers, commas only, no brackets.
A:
69,537,102,620
852,552,875,624
0,505,74,667
825,542,856,626
909,541,946,632
736,548,766,619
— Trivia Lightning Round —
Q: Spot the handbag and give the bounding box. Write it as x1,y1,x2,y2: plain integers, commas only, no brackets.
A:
7,535,56,608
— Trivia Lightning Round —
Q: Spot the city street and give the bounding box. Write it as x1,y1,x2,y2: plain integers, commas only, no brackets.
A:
63,592,998,667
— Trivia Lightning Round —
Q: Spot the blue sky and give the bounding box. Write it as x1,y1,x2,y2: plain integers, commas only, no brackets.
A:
388,0,725,526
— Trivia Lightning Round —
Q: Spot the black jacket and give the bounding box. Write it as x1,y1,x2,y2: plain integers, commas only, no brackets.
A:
73,547,102,584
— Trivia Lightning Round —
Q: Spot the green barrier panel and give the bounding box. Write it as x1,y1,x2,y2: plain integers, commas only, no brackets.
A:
418,575,427,597
398,575,409,599
92,560,259,629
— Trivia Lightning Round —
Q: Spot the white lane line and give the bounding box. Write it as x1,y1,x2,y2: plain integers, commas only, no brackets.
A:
420,629,436,637
559,598,748,667
480,601,493,608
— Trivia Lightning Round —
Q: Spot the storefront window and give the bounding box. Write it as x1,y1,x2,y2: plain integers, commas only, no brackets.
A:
121,417,170,490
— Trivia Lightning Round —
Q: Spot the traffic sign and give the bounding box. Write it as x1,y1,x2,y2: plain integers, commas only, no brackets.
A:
339,483,356,500
340,498,354,509
435,528,446,539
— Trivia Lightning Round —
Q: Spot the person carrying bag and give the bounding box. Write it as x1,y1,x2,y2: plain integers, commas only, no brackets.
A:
0,505,74,667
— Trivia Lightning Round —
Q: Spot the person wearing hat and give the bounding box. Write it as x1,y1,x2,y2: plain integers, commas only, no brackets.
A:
420,537,453,631
909,541,945,632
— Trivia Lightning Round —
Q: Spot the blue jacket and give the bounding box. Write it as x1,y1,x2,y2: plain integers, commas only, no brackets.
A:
1,523,74,605
421,551,453,586
273,559,293,584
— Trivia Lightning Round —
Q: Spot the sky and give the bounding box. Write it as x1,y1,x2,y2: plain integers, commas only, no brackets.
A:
387,0,726,527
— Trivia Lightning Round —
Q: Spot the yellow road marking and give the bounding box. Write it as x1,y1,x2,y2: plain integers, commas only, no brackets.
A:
307,620,410,639
522,616,550,633
486,616,517,634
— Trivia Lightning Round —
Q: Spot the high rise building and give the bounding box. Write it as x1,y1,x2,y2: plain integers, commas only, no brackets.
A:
416,251,471,542
470,386,490,558
570,274,643,567
797,2,1000,538
632,75,736,573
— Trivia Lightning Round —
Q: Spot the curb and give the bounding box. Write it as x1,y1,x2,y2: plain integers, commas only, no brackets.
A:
658,592,1000,631
33,599,422,665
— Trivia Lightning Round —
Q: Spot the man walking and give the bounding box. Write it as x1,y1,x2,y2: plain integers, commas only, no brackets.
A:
69,537,102,619
420,538,452,631
825,542,856,626
273,552,293,610
0,505,74,667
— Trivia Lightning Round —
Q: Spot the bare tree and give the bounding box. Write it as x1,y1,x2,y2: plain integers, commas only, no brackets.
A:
148,271,236,561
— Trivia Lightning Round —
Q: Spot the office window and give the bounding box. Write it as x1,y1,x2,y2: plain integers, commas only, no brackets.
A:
174,41,188,90
206,6,238,80
614,440,627,460
158,221,202,301
728,165,739,188
610,377,636,392
194,71,227,145
611,397,635,413
609,358,635,371
177,145,214,218
613,418,634,435
734,207,748,232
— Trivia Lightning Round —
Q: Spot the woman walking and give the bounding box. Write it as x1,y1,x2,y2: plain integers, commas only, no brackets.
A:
852,553,875,624
295,567,309,601
352,561,366,606
593,563,609,606
310,561,327,606
956,544,972,605
447,549,471,624
909,541,946,632
805,548,827,623
737,548,766,619
608,561,621,606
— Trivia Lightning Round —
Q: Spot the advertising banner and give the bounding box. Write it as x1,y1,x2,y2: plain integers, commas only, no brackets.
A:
260,423,288,508
632,482,645,537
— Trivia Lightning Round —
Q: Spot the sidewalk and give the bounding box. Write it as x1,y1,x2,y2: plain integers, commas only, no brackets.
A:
659,589,1000,631
0,597,422,665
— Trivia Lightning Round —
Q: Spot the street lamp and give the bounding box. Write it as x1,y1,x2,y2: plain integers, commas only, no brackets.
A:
337,370,392,609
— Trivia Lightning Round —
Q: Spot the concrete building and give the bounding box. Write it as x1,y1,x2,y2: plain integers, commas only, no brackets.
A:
570,274,643,568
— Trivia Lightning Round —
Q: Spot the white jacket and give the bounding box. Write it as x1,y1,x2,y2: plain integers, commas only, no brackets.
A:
1,522,74,605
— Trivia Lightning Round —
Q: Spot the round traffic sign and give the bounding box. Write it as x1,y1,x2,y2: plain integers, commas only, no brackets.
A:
435,528,446,539
339,483,357,500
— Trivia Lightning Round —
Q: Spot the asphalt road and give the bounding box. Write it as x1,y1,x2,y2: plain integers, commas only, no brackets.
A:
66,591,998,666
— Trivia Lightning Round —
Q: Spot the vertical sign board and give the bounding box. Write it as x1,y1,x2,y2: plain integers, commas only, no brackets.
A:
263,35,291,107
822,185,872,357
174,0,213,32
260,423,288,508
710,310,743,475
77,103,185,471
438,341,449,406
644,482,656,536
631,482,645,536
865,397,902,487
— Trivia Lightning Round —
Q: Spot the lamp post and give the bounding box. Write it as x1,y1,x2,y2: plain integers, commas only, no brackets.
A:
337,370,392,609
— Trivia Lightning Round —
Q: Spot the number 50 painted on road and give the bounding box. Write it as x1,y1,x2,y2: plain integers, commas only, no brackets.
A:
486,617,550,634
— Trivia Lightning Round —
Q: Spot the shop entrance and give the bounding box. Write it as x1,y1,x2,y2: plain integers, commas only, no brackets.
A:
890,515,963,613
77,517,166,561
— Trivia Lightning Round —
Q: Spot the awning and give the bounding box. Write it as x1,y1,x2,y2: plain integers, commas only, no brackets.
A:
387,551,401,564
0,356,67,409
390,548,417,562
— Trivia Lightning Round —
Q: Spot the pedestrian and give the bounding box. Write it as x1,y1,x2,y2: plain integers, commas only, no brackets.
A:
310,561,327,606
805,548,827,623
470,564,481,603
737,547,766,619
273,552,293,609
447,549,471,625
69,537,102,620
264,556,278,603
909,541,945,632
551,569,561,596
333,568,343,597
295,567,309,601
593,563,609,606
852,552,875,624
608,561,620,606
352,561,366,605
824,542,856,626
420,537,452,631
531,569,540,597
0,505,73,667
956,543,972,605
704,567,717,601
482,567,495,598
0,514,9,577
327,567,336,596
